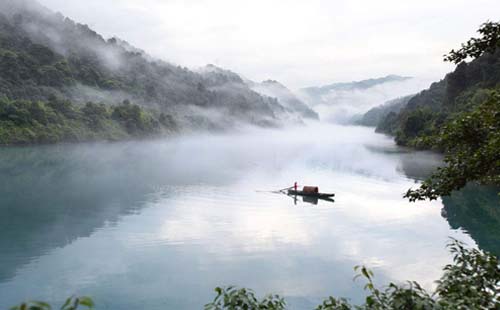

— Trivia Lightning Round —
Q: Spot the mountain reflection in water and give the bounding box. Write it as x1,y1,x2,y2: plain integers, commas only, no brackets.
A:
0,123,498,310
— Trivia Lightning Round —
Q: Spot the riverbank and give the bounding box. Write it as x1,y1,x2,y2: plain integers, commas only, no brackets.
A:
0,97,177,146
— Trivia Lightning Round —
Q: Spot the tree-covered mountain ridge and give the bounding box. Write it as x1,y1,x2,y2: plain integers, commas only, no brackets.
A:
0,0,314,145
249,79,319,120
356,95,413,127
365,21,499,202
375,46,500,149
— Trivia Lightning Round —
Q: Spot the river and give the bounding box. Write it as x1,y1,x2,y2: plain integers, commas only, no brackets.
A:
0,123,498,309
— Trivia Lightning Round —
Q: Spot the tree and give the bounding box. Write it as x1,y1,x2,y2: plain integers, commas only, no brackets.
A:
445,21,500,64
82,101,108,130
405,91,500,201
406,21,500,201
11,296,94,310
205,287,286,310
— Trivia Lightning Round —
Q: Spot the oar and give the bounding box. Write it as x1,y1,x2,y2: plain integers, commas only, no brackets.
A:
256,186,293,194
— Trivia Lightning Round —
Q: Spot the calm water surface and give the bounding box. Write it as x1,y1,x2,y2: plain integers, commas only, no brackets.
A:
0,123,498,309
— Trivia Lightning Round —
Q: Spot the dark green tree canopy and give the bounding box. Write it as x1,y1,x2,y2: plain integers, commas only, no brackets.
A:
405,91,500,201
403,20,500,201
445,21,500,64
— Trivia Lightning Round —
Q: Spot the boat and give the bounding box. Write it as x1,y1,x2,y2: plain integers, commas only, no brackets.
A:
270,185,335,205
287,189,335,199
285,186,335,199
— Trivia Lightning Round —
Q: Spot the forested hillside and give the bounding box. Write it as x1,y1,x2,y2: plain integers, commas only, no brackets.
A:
393,21,500,201
377,47,500,149
0,0,311,144
250,79,319,120
357,95,413,127
0,97,177,145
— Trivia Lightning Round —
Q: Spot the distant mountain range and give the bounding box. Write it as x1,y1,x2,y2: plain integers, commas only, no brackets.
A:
298,75,419,123
300,75,412,104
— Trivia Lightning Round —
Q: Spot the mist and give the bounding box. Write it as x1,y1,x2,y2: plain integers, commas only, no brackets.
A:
1,0,318,131
0,121,468,310
2,1,499,309
300,77,434,123
35,0,500,89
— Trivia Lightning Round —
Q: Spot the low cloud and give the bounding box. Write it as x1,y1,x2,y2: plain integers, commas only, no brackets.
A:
37,0,500,89
300,77,435,123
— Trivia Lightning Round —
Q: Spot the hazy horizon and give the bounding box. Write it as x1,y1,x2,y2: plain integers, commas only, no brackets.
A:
34,0,500,89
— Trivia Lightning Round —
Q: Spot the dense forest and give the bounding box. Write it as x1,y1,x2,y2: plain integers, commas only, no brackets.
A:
0,96,176,145
0,0,314,145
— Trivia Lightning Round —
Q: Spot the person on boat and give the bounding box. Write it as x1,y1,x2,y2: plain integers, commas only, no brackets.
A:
294,182,297,191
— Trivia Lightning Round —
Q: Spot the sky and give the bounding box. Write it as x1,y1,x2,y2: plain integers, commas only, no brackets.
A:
37,0,500,89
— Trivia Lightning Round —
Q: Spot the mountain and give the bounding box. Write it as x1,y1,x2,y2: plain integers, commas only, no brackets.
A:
250,79,319,120
376,49,500,148
356,95,413,127
0,0,299,144
297,75,423,124
300,75,412,104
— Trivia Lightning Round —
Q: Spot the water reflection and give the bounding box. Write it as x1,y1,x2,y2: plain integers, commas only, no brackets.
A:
441,185,500,256
0,124,496,310
0,145,164,282
395,147,500,257
287,194,335,205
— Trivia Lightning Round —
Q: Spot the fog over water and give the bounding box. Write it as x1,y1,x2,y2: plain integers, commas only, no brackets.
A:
1,122,491,310
1,1,500,308
300,77,435,123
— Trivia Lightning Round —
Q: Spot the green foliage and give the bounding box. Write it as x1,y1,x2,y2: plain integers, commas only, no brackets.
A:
376,81,446,141
81,101,108,130
314,265,437,310
373,20,500,200
204,287,286,310
315,297,352,310
0,7,289,129
375,111,399,134
8,241,500,310
405,90,500,201
359,96,412,127
203,240,500,310
377,21,500,148
395,108,435,146
111,100,159,135
0,96,174,145
159,112,176,129
10,296,94,310
445,21,500,64
435,241,500,309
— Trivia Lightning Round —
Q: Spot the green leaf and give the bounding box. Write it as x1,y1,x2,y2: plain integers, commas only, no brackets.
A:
77,297,94,308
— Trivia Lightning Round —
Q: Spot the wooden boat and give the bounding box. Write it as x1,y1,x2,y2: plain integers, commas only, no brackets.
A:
287,189,335,199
